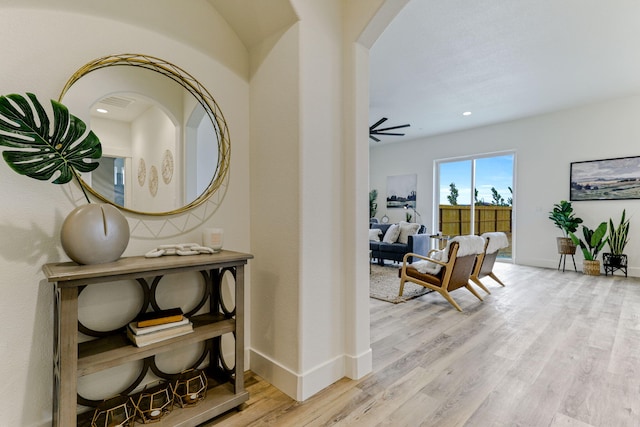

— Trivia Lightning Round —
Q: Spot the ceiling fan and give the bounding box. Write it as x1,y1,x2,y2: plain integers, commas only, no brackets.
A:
369,117,410,142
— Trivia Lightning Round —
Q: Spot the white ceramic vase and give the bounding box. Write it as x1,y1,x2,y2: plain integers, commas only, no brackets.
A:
60,203,130,264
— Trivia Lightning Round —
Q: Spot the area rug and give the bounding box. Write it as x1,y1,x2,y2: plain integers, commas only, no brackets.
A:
370,263,432,303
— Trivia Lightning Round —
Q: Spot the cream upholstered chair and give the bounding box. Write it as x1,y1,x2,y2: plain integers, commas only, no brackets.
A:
399,235,486,312
470,232,509,294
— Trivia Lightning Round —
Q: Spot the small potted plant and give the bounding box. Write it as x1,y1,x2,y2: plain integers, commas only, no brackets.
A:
549,200,583,255
603,209,630,275
569,222,608,275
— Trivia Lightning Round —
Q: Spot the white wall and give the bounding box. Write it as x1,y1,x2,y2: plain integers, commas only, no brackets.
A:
131,105,177,212
91,117,132,158
297,0,347,399
0,4,250,426
370,94,640,275
248,0,384,400
249,22,302,395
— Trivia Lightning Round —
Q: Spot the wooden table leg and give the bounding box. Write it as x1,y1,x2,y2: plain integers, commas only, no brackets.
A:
53,286,78,427
234,265,245,395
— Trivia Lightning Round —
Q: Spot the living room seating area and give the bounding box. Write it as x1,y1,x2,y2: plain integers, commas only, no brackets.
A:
369,221,429,264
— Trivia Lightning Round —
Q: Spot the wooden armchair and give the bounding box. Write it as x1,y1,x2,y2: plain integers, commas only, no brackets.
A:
399,235,485,311
470,232,508,294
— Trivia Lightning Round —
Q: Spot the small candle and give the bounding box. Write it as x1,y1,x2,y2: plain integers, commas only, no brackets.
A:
108,414,126,427
182,392,199,404
149,409,161,418
202,228,224,251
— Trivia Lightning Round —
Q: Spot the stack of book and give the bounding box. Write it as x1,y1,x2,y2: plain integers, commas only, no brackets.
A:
127,308,194,347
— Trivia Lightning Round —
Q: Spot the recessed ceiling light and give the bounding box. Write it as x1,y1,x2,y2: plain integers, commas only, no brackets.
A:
96,108,108,114
462,111,472,116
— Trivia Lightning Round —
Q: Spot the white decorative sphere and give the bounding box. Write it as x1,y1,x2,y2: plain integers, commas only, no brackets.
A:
60,204,130,264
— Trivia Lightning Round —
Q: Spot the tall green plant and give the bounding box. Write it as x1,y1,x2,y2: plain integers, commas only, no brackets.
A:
569,222,608,261
0,93,102,203
608,209,630,255
549,200,583,237
369,189,378,218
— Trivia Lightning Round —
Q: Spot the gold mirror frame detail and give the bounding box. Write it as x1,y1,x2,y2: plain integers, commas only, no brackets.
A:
58,53,230,216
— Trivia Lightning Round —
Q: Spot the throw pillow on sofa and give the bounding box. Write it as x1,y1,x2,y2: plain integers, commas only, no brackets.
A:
397,221,421,244
382,223,401,243
369,228,382,242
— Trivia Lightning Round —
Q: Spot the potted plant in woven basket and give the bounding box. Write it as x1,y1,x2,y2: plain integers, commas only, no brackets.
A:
549,200,582,256
603,210,630,275
569,222,608,275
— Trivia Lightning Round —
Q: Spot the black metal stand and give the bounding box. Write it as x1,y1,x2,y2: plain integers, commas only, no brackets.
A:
558,253,577,272
603,253,628,277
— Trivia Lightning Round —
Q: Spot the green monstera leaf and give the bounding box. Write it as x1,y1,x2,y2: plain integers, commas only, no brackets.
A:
0,93,101,187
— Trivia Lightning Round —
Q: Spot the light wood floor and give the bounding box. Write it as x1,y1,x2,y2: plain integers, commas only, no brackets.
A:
204,263,640,427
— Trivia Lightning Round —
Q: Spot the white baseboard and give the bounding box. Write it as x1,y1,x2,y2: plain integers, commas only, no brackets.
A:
248,348,372,401
249,349,299,399
343,348,372,380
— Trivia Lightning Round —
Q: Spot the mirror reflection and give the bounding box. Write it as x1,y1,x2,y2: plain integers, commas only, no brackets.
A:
59,54,228,215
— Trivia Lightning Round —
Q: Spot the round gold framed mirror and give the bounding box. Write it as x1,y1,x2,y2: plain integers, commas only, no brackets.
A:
59,54,230,216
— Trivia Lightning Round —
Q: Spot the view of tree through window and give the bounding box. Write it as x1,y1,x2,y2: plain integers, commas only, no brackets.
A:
437,153,514,258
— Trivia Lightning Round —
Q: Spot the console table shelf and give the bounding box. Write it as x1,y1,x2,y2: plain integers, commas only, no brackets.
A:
77,315,235,376
43,250,253,427
76,383,248,427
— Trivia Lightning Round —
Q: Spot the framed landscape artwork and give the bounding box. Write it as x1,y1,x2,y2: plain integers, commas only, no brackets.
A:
570,156,640,201
386,174,417,208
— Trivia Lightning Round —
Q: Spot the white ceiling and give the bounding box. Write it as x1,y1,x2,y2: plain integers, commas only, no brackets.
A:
369,0,640,144
207,0,297,48
92,94,152,123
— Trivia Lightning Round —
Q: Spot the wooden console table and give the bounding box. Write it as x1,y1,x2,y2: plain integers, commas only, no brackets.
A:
43,250,253,427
